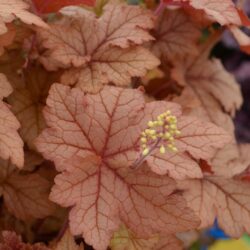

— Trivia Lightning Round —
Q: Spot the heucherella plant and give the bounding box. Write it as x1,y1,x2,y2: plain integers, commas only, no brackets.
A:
0,0,250,249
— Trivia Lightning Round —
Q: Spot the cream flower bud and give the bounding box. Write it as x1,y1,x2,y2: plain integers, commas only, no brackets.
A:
160,145,165,154
142,148,149,156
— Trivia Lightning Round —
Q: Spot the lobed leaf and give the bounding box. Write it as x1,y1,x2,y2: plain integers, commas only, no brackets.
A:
171,47,249,180
164,0,242,26
0,157,55,221
173,86,235,133
50,156,199,250
210,144,250,178
110,224,182,250
35,84,211,249
36,84,230,179
171,51,242,117
110,225,159,250
0,0,48,35
8,65,61,150
178,176,250,237
189,0,241,25
0,73,24,168
151,9,200,60
37,2,159,92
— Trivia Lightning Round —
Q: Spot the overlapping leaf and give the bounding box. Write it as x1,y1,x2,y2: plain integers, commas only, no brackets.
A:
0,73,23,168
0,73,12,98
35,84,208,249
210,144,250,178
178,176,250,237
0,0,48,35
164,0,242,25
50,156,198,250
171,47,242,118
170,46,249,180
151,9,200,60
36,84,230,179
0,157,55,221
8,65,61,150
0,24,16,56
110,225,182,250
189,0,241,25
37,2,159,92
110,225,159,250
143,108,231,178
173,86,235,133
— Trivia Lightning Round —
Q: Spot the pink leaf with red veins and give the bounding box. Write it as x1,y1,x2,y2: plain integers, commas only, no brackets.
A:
36,84,230,178
35,84,233,249
36,2,159,93
50,156,199,250
163,0,242,25
0,73,23,168
178,177,250,237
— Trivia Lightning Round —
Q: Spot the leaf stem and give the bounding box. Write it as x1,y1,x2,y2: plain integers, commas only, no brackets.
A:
56,217,69,241
154,0,165,16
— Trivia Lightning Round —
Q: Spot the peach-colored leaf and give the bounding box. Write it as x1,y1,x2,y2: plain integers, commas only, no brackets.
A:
178,176,250,237
0,73,24,168
36,85,202,249
171,51,247,180
8,65,61,150
0,24,16,56
0,73,12,98
0,157,55,221
36,84,182,171
211,144,250,178
189,0,241,25
56,2,154,50
173,86,235,133
146,151,202,179
110,224,159,250
36,84,230,179
165,0,241,25
50,156,199,250
155,234,183,250
60,46,159,93
0,0,48,35
173,115,231,159
54,230,84,250
0,231,49,250
37,2,159,92
35,84,145,170
110,225,182,250
171,53,242,117
151,9,200,60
